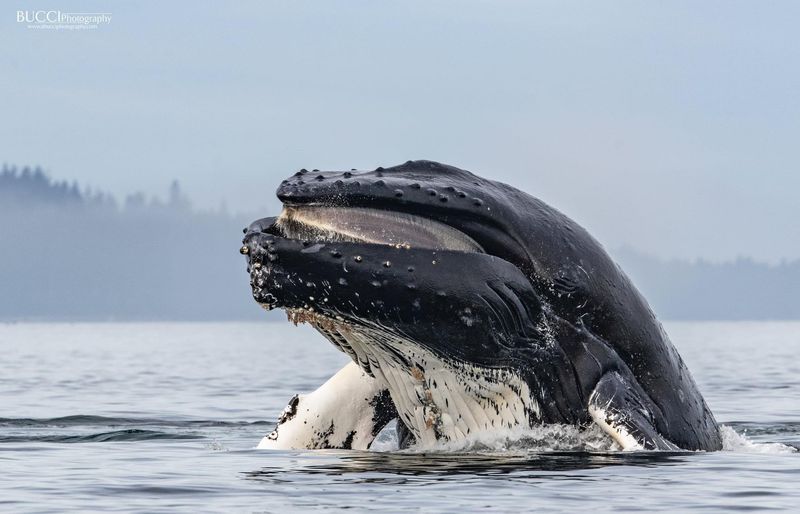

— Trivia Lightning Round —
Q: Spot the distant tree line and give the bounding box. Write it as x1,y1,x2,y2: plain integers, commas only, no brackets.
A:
1,164,191,211
2,164,90,206
0,164,265,321
1,165,798,321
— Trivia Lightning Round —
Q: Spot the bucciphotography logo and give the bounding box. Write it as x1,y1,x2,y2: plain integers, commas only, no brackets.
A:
16,10,112,30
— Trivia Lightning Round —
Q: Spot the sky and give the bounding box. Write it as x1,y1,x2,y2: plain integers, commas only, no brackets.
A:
2,1,799,263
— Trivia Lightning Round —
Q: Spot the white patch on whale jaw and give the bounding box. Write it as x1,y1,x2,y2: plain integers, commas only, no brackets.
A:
315,322,541,448
257,361,388,450
587,404,644,451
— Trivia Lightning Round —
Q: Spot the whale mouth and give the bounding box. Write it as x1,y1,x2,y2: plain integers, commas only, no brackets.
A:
243,204,488,319
274,205,484,254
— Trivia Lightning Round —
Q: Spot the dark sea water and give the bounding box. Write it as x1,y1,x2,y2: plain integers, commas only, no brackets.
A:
1,322,798,512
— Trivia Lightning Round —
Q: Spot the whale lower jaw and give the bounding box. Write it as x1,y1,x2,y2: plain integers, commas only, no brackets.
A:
309,317,541,447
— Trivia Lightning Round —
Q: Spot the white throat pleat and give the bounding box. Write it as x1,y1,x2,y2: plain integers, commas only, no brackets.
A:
328,324,540,448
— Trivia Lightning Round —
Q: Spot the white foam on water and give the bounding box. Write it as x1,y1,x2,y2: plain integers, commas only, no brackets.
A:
373,423,797,454
720,425,797,454
421,424,620,453
369,420,400,452
371,423,620,453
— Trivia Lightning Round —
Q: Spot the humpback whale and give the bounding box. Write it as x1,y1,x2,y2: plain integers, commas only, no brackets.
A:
240,160,722,451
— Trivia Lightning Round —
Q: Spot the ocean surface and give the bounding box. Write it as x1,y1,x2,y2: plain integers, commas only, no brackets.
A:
1,321,798,512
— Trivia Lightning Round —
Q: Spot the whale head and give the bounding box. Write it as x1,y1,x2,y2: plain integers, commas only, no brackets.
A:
242,160,551,352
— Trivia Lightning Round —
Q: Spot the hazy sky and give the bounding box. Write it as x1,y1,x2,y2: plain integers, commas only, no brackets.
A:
3,1,799,262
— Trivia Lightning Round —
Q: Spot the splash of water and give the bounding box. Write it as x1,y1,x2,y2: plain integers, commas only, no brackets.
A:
371,423,619,453
719,425,797,454
372,423,797,454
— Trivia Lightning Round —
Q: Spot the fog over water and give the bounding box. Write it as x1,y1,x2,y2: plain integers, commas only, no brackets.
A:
2,166,798,321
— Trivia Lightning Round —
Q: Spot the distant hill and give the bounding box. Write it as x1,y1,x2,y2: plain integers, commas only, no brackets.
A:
1,165,797,321
614,247,800,320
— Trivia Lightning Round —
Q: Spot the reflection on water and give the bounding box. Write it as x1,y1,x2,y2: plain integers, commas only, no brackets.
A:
243,450,689,483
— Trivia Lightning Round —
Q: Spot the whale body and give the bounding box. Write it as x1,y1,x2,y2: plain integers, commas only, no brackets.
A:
241,160,722,451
